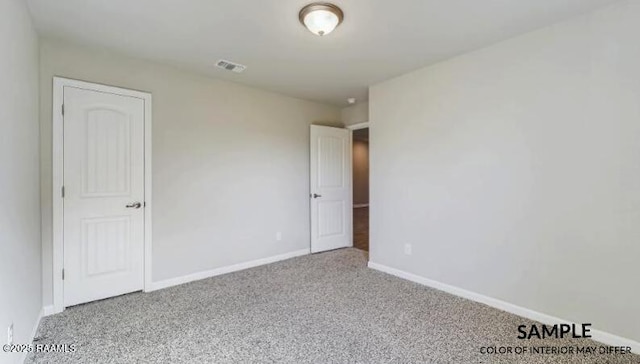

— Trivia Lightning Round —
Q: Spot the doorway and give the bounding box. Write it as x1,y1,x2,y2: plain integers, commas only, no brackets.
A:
350,123,369,251
52,77,153,313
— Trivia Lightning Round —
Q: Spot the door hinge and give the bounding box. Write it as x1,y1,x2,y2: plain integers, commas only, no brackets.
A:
61,104,65,116
61,186,65,198
62,269,65,280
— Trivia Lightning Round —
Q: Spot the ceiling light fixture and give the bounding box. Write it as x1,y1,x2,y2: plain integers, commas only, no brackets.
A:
299,3,344,36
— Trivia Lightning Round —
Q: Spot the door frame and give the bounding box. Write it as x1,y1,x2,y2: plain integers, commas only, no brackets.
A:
51,77,153,314
347,122,369,131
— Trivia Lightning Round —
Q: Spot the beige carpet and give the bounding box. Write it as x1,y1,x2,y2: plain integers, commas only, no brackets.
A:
28,249,638,363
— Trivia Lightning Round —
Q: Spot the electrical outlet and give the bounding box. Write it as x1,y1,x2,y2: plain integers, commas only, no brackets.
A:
7,323,13,345
404,243,412,256
276,232,282,241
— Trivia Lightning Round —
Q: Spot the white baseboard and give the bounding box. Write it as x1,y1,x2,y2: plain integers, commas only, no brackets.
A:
21,307,44,363
149,249,310,292
368,261,640,354
42,305,56,317
353,203,369,208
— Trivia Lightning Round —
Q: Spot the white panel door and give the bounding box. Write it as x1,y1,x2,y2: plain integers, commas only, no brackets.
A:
310,125,352,253
63,86,145,306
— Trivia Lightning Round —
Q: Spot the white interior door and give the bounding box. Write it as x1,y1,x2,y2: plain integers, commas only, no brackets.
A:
63,86,145,307
310,125,352,253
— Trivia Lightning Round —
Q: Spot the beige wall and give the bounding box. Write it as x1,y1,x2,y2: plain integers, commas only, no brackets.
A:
342,102,369,126
352,140,369,205
39,39,340,306
0,0,41,363
370,1,640,343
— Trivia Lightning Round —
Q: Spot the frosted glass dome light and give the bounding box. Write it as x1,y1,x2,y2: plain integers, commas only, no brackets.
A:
299,3,344,36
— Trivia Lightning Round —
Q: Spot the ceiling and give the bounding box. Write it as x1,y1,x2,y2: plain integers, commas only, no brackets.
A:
26,0,619,106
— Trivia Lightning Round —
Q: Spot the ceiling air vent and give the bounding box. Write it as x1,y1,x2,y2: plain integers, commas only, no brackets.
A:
216,59,247,73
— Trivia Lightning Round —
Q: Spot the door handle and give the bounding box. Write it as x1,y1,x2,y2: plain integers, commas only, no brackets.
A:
312,193,322,199
126,202,142,209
